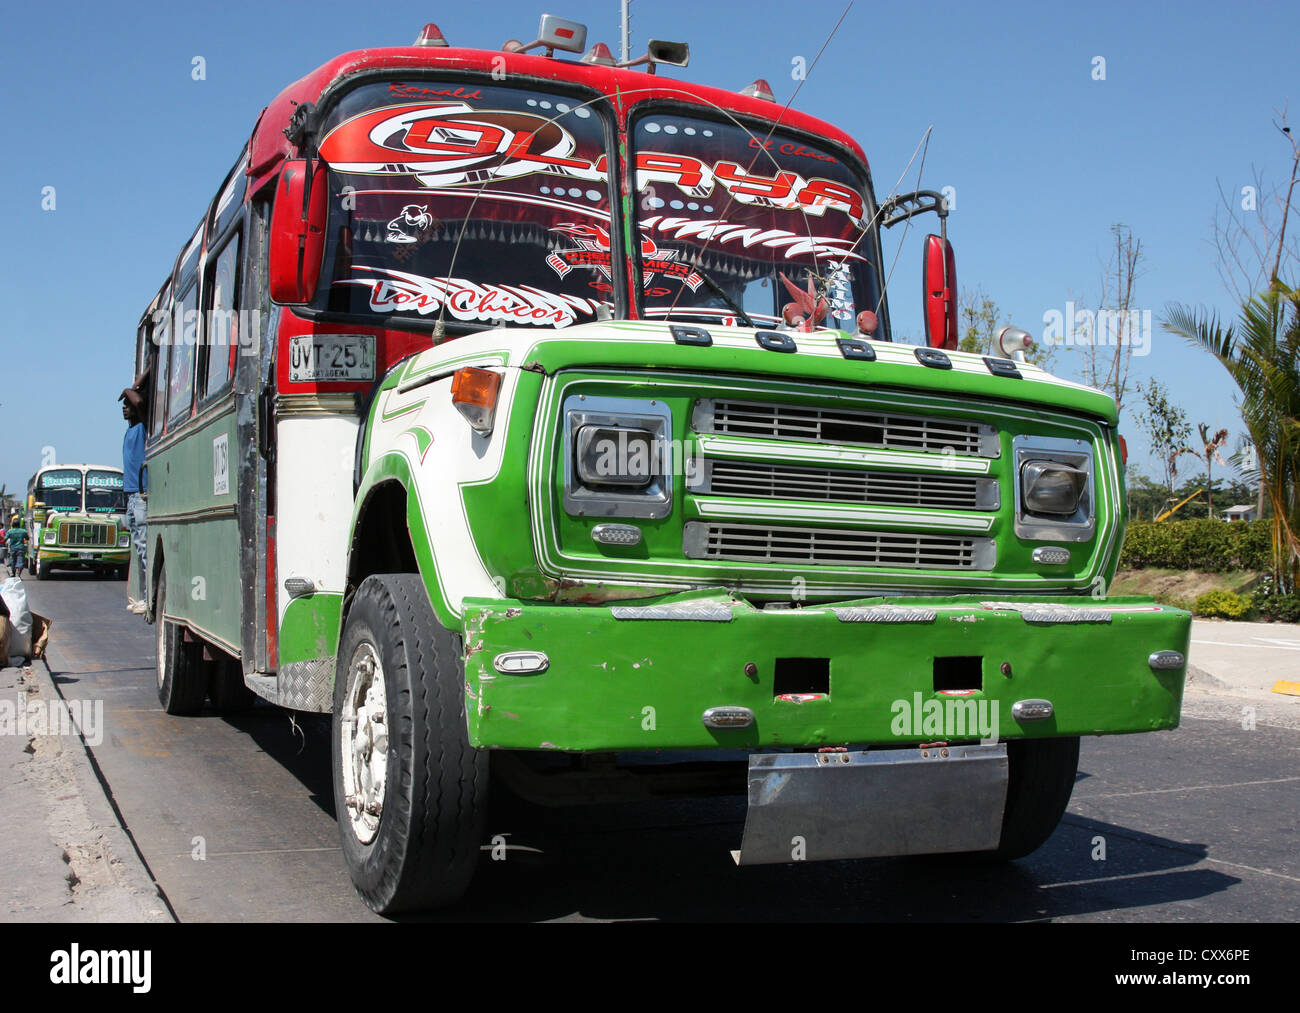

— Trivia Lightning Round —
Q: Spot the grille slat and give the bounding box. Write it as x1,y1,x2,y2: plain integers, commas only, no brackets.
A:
706,460,989,510
706,399,992,456
59,522,114,547
684,522,993,570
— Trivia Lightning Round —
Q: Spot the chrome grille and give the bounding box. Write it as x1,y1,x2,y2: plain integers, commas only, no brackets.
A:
684,522,994,570
59,522,114,547
702,399,995,456
703,460,995,510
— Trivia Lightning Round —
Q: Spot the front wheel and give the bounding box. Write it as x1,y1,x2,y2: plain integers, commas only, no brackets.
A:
34,554,49,580
332,574,488,914
990,736,1080,859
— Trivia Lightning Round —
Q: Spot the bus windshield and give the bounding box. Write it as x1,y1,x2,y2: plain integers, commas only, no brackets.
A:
85,470,126,514
313,81,617,331
631,112,881,331
37,469,84,511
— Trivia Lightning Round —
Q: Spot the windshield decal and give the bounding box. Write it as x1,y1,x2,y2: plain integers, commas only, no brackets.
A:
387,205,436,243
546,223,703,292
638,215,865,262
337,267,605,327
318,102,608,188
635,154,865,224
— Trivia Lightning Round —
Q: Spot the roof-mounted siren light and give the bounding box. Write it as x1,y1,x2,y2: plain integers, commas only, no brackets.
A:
413,23,449,47
582,41,617,66
516,14,588,57
740,78,775,101
619,40,690,75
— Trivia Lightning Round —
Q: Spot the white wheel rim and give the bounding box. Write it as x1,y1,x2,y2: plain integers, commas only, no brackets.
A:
340,641,388,845
156,585,166,689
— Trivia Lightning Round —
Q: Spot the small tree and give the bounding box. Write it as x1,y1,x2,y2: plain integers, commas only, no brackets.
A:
1076,224,1146,415
1178,424,1230,517
1133,379,1192,508
958,286,1000,355
959,284,1054,366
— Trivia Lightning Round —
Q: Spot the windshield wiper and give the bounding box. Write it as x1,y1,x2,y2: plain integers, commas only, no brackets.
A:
689,265,755,329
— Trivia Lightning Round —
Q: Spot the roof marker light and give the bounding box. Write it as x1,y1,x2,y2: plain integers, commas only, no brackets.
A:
582,42,617,65
413,23,449,47
740,78,776,101
450,367,502,435
516,14,588,57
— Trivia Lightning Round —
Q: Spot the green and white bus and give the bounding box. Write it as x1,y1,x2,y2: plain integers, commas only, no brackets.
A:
137,15,1191,914
26,464,129,580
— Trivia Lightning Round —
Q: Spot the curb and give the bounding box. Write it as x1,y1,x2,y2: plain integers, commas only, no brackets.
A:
29,651,174,922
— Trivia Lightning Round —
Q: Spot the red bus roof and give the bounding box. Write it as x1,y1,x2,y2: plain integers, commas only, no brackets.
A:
248,46,870,182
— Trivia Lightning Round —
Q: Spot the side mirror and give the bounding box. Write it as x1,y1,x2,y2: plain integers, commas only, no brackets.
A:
922,233,957,350
268,160,328,305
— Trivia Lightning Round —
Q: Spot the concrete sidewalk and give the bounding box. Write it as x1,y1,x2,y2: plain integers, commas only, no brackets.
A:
1182,619,1300,730
0,654,171,922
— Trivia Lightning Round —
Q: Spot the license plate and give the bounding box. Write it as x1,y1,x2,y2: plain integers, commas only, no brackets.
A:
288,334,376,382
78,552,96,560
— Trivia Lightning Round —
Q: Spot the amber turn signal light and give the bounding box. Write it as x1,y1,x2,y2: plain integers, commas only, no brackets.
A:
451,367,502,434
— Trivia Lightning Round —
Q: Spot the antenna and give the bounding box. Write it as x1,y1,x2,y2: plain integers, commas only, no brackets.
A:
620,0,631,64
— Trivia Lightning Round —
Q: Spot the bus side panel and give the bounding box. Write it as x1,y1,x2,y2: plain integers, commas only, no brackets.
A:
147,405,243,655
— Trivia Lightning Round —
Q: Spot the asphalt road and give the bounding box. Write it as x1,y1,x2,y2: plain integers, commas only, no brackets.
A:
21,572,1300,922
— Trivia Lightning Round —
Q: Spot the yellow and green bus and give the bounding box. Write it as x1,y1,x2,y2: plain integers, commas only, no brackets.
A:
26,464,130,580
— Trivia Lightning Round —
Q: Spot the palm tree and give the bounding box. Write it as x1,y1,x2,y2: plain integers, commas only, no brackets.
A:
1164,284,1300,590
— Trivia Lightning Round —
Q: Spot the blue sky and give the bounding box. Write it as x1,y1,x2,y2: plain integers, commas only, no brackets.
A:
1,0,1296,499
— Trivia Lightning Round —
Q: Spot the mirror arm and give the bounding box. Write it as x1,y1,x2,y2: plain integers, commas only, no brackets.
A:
283,101,319,218
880,189,949,238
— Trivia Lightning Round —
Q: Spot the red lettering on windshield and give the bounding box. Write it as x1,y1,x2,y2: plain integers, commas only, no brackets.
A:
388,83,483,101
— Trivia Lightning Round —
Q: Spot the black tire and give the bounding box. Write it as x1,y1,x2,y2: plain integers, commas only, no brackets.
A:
332,573,488,914
155,571,208,715
208,654,257,712
34,555,49,580
991,736,1080,859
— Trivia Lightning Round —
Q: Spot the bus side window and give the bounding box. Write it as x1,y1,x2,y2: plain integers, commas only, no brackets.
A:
168,283,199,425
201,232,241,400
151,295,172,437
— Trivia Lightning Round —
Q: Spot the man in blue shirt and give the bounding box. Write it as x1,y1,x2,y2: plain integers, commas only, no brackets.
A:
120,379,149,614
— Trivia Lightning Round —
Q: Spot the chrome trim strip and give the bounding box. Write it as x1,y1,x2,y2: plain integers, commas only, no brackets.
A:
695,434,993,475
833,605,938,623
611,601,734,622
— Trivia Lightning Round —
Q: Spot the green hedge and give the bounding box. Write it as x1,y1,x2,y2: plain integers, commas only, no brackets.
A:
1119,519,1272,572
1193,590,1251,619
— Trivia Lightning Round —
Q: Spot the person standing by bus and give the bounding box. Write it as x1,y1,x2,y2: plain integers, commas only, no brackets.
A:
120,376,149,614
6,514,28,578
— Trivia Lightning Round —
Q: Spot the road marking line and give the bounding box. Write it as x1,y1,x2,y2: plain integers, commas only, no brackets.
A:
1190,639,1300,651
171,846,342,858
1072,775,1300,801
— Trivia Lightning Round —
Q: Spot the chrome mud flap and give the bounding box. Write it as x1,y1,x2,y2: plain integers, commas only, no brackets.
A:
735,744,1009,865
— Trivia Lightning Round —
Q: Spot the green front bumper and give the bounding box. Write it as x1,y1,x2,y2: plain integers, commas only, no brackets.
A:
461,593,1190,751
40,548,128,565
